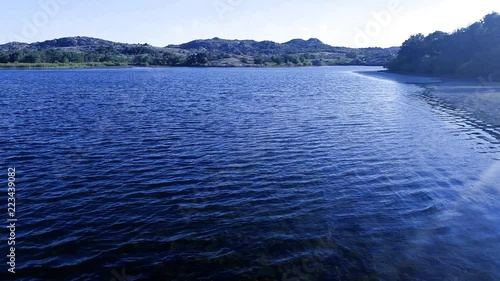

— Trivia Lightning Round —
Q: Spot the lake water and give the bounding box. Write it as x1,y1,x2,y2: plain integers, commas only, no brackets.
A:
1,66,499,281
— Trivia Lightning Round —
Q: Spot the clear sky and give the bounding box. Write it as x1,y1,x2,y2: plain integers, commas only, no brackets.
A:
2,0,500,48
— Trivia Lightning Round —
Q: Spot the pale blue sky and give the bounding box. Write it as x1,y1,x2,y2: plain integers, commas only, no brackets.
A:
2,0,499,47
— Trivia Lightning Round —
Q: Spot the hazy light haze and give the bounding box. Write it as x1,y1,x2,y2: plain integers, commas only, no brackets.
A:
2,0,500,48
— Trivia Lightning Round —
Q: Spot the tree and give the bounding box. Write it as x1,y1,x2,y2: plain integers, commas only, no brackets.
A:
9,51,23,63
184,53,209,66
387,12,500,80
21,52,41,63
312,59,323,66
346,52,358,59
196,53,209,65
253,55,265,65
271,55,283,65
132,55,151,66
399,34,426,62
0,51,8,63
44,50,66,63
184,54,197,65
162,52,182,66
282,54,301,65
84,52,101,62
423,31,448,56
65,52,84,63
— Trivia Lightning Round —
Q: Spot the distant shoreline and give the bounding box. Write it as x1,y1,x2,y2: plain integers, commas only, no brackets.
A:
0,63,385,70
0,36,398,68
0,62,131,69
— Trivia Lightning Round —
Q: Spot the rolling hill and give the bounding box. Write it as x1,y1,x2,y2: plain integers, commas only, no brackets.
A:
0,36,399,67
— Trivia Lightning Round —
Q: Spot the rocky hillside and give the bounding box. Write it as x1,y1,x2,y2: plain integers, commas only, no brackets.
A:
172,38,338,54
0,36,399,67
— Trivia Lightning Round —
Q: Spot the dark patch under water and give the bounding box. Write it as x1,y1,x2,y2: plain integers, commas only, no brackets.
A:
1,66,499,281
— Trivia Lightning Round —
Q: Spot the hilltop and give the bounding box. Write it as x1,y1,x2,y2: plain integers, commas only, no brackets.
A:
0,36,398,67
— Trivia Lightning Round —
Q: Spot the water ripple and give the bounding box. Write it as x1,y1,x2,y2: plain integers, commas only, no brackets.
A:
1,67,499,281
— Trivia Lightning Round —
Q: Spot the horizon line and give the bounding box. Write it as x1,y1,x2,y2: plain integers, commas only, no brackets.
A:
0,35,402,50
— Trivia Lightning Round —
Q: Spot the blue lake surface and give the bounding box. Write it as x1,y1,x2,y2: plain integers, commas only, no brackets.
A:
1,66,499,280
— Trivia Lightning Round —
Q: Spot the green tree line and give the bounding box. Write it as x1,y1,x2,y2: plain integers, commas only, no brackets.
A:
0,49,325,67
0,44,389,67
386,12,500,80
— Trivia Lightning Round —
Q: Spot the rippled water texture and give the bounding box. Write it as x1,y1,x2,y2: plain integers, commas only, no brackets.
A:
1,66,499,280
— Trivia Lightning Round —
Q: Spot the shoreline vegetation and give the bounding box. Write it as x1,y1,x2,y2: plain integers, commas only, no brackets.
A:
0,37,398,68
387,12,500,81
0,62,372,69
0,63,381,70
0,62,129,69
